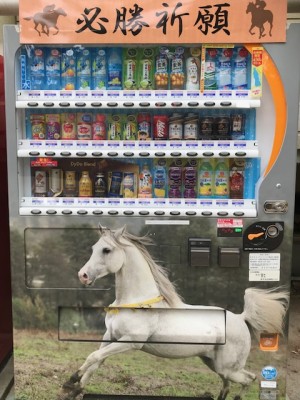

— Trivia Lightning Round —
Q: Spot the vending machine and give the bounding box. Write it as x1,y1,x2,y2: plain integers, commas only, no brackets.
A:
3,1,300,399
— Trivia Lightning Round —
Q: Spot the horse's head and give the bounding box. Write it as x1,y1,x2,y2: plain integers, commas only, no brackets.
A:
78,225,127,286
246,2,255,13
56,8,67,17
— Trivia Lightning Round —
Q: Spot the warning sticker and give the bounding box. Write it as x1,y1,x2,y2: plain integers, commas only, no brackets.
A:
249,253,280,282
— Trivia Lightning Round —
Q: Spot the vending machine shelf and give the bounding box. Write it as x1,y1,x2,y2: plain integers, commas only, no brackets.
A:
19,197,257,217
16,90,261,109
17,140,259,159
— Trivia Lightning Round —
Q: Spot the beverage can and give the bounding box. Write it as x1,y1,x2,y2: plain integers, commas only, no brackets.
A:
92,114,106,140
45,114,61,140
169,113,183,140
199,116,214,139
184,113,198,140
64,171,77,197
108,171,123,197
77,113,93,140
34,170,47,196
61,113,76,140
153,115,168,140
214,116,230,139
30,114,45,140
123,172,136,198
94,172,107,197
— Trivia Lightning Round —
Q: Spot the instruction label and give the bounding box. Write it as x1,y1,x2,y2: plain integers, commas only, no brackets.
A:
249,253,280,281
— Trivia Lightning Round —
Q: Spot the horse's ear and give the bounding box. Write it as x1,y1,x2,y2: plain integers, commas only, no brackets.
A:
98,224,107,236
114,225,126,239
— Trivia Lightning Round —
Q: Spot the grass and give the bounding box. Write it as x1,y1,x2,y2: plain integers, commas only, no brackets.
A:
13,330,287,400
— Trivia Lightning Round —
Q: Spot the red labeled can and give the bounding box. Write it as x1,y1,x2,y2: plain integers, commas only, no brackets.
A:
153,115,168,140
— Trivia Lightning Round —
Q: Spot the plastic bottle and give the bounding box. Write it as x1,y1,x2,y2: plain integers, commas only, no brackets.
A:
183,159,197,198
186,56,200,90
204,48,218,90
153,160,167,198
107,48,122,90
214,159,229,198
229,159,245,199
217,48,233,90
77,48,92,90
29,47,45,90
45,48,61,90
198,160,214,198
138,163,153,198
79,171,92,197
61,48,76,90
232,47,249,90
92,48,107,90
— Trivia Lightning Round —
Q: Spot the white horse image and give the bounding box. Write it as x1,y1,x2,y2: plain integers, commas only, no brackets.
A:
60,225,289,400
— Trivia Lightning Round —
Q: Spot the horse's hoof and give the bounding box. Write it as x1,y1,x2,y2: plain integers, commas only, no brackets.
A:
70,371,81,384
234,396,242,400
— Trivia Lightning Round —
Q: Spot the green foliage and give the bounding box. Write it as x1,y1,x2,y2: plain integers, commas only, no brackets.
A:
12,296,56,329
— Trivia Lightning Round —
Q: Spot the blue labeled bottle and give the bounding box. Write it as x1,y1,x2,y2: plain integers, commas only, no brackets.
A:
29,47,45,90
92,48,107,90
77,48,92,90
45,48,61,90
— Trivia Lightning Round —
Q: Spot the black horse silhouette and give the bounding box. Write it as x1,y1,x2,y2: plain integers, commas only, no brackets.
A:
23,5,67,36
246,1,273,39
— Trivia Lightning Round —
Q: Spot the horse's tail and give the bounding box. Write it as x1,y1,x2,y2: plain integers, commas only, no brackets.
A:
241,287,289,337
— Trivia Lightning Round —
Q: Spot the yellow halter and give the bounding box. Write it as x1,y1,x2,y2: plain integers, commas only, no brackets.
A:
105,295,164,314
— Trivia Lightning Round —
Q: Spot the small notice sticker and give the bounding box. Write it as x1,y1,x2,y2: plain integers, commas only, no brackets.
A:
249,253,280,281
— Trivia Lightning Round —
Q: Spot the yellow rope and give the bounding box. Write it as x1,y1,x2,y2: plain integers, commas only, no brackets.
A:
105,295,164,314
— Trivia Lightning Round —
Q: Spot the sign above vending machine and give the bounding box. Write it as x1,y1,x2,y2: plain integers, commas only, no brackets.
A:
19,0,287,44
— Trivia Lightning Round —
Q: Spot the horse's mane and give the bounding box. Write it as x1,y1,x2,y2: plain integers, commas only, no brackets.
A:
112,230,183,308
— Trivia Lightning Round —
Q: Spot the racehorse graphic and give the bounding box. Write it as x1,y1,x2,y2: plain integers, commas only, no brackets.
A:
58,225,289,400
246,1,273,39
23,4,67,36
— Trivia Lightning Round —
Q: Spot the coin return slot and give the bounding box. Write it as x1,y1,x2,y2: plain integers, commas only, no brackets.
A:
218,247,241,268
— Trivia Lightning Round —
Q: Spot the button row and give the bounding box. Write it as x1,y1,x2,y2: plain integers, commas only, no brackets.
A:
28,150,247,158
26,101,233,108
30,209,245,217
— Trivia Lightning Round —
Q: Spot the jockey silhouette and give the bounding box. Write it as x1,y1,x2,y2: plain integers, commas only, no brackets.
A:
255,0,267,10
